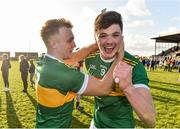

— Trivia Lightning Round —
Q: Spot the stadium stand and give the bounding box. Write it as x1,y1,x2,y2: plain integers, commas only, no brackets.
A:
151,32,180,57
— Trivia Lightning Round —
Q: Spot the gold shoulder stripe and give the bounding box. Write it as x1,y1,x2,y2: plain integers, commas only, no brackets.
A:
124,57,138,65
123,60,136,67
36,84,76,107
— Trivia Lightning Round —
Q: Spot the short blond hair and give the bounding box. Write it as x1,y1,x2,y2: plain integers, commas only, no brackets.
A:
41,18,73,45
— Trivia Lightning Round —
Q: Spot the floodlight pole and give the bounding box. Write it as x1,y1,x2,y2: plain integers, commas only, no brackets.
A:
155,41,157,59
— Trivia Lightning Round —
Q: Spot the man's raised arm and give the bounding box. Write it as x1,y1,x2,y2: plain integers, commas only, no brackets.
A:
65,43,98,65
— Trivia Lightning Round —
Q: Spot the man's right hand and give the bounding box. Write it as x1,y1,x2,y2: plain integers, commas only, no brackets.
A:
113,61,133,91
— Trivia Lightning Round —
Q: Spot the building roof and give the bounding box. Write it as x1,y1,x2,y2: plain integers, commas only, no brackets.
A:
151,32,180,43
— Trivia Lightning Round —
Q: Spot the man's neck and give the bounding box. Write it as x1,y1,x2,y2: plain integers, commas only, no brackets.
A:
47,50,64,62
100,54,116,63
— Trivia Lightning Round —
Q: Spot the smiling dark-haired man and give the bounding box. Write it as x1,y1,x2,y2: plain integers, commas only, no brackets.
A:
83,10,156,128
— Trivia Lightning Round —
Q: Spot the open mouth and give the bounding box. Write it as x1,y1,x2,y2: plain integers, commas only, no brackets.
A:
104,46,115,54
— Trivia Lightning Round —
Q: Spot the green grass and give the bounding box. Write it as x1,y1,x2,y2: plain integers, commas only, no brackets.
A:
0,61,179,128
147,69,180,128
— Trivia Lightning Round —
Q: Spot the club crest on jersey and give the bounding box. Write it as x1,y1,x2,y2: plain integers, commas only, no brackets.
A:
89,64,96,70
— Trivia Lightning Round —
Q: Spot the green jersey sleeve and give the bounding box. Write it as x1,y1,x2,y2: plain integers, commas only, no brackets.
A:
62,67,89,94
132,62,149,86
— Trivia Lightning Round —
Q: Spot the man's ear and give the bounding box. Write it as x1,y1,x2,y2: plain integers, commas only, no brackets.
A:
94,33,98,44
49,37,57,49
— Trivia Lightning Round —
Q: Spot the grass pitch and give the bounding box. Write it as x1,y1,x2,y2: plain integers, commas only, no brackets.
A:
0,61,179,128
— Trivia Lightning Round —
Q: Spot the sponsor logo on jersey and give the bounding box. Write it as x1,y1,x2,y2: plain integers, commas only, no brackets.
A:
100,65,108,70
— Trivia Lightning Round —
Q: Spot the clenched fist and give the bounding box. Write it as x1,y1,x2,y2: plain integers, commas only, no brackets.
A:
113,61,133,91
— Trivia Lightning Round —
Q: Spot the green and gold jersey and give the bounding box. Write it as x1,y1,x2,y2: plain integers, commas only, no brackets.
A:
35,54,88,128
84,51,149,128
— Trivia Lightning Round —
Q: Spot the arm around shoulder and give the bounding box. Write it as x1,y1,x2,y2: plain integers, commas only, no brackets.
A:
65,43,98,65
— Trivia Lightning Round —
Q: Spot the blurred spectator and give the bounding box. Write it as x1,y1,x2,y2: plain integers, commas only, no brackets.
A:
1,54,11,91
150,59,155,71
142,57,146,66
146,59,150,70
29,59,35,86
164,59,168,71
19,55,29,93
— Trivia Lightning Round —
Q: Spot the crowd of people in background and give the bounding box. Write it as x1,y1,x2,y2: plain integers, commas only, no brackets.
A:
139,56,180,73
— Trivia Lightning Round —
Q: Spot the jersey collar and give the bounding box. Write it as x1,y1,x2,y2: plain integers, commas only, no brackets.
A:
99,54,116,63
45,53,64,63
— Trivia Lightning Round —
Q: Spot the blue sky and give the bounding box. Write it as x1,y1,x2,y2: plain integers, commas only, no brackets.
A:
0,0,179,56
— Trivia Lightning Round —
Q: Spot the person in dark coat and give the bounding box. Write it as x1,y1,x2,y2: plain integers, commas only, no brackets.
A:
1,54,11,91
29,59,35,86
19,55,29,92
